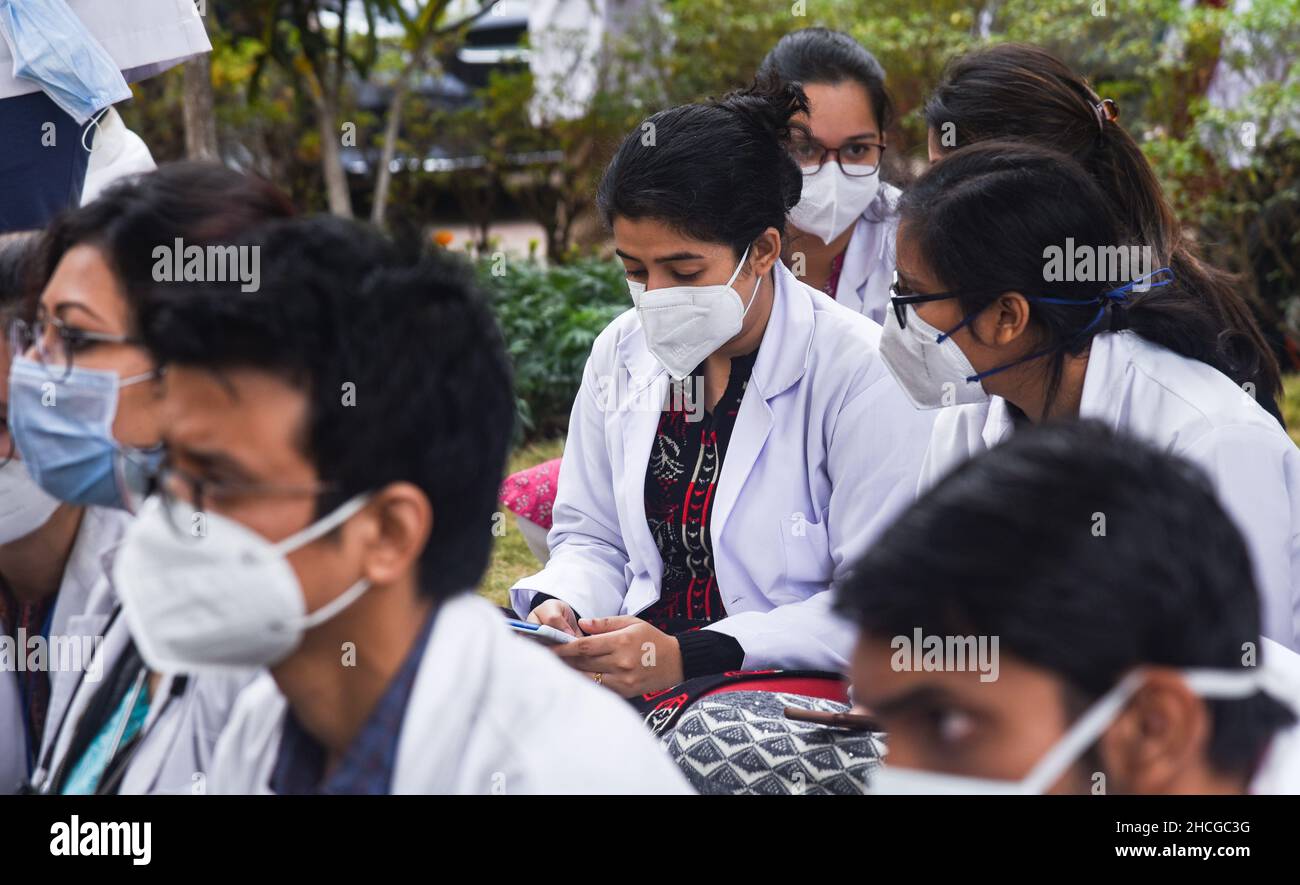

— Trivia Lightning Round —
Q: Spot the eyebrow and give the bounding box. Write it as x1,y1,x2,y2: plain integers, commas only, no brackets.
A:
895,269,920,290
793,131,880,144
614,248,708,265
171,443,258,484
867,684,957,718
50,300,107,325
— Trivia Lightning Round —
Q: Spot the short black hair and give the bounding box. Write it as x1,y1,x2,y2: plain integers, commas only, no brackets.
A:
140,216,516,602
596,79,806,258
37,162,294,331
836,420,1294,778
0,232,40,321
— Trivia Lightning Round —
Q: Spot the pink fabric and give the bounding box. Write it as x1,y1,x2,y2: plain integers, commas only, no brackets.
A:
499,457,561,530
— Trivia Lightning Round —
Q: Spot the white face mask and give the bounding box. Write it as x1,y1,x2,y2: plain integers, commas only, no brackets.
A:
113,493,373,673
788,164,881,245
878,300,989,410
628,245,762,381
0,458,62,545
870,666,1297,795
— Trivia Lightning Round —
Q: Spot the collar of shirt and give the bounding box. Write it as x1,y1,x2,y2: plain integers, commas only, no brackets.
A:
269,605,439,795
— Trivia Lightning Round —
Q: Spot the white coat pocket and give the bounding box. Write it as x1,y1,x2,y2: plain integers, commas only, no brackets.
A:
779,511,832,593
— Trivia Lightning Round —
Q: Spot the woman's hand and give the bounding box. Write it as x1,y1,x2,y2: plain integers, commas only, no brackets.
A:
527,599,581,637
554,615,683,698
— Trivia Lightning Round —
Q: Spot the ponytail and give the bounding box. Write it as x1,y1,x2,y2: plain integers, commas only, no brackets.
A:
925,43,1281,406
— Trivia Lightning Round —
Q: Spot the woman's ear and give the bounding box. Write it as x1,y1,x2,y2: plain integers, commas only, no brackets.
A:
986,291,1033,347
359,481,433,588
751,227,783,277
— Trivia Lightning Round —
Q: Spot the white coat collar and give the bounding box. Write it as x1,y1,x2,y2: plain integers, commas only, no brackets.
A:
833,184,901,313
979,331,1132,448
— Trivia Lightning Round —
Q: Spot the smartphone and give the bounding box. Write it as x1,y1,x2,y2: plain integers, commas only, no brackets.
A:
505,618,576,645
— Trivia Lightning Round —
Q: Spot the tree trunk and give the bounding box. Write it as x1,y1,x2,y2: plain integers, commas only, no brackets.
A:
317,92,354,218
370,73,413,226
182,43,218,160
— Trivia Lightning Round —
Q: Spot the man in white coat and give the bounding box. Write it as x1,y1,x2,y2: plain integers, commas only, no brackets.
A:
119,216,690,794
839,422,1300,795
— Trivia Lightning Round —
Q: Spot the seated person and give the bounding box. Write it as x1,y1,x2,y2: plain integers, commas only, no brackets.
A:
500,458,559,565
837,421,1299,794
512,81,935,711
123,215,691,794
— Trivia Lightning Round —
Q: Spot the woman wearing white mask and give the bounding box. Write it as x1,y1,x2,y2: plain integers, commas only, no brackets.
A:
758,28,900,323
6,166,294,795
879,141,1300,650
512,82,935,711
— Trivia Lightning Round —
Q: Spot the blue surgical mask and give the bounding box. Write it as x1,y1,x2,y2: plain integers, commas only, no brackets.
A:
7,356,159,511
0,0,132,126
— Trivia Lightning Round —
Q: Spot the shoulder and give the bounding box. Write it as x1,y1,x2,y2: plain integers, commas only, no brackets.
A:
1116,333,1286,443
586,305,641,372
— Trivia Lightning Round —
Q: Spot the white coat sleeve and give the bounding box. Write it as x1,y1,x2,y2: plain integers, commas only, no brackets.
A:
701,373,936,671
509,355,631,620
1181,425,1300,651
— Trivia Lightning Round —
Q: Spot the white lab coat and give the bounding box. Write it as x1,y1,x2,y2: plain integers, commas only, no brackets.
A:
828,184,901,325
210,593,693,795
510,261,936,672
920,330,1300,650
0,0,210,100
0,506,126,793
1251,638,1300,794
28,540,256,795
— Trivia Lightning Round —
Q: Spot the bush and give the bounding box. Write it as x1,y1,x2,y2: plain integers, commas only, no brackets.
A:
477,256,629,440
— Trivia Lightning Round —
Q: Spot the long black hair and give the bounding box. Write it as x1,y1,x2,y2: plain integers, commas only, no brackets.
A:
900,141,1239,409
596,79,806,258
924,43,1282,416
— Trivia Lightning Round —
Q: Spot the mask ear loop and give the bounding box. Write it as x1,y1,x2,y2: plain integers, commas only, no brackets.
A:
82,107,110,154
726,244,763,318
1019,669,1149,794
274,492,371,556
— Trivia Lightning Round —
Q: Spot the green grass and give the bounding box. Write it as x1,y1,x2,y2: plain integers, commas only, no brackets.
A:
1284,375,1300,447
480,375,1300,604
478,437,565,606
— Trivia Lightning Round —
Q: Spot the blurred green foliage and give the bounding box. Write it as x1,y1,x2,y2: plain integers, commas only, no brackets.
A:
476,255,629,438
121,0,1298,435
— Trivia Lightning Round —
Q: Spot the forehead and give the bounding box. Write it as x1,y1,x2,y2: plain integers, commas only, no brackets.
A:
611,217,731,261
162,365,315,480
41,244,130,324
851,635,1055,708
893,225,937,284
794,80,877,141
